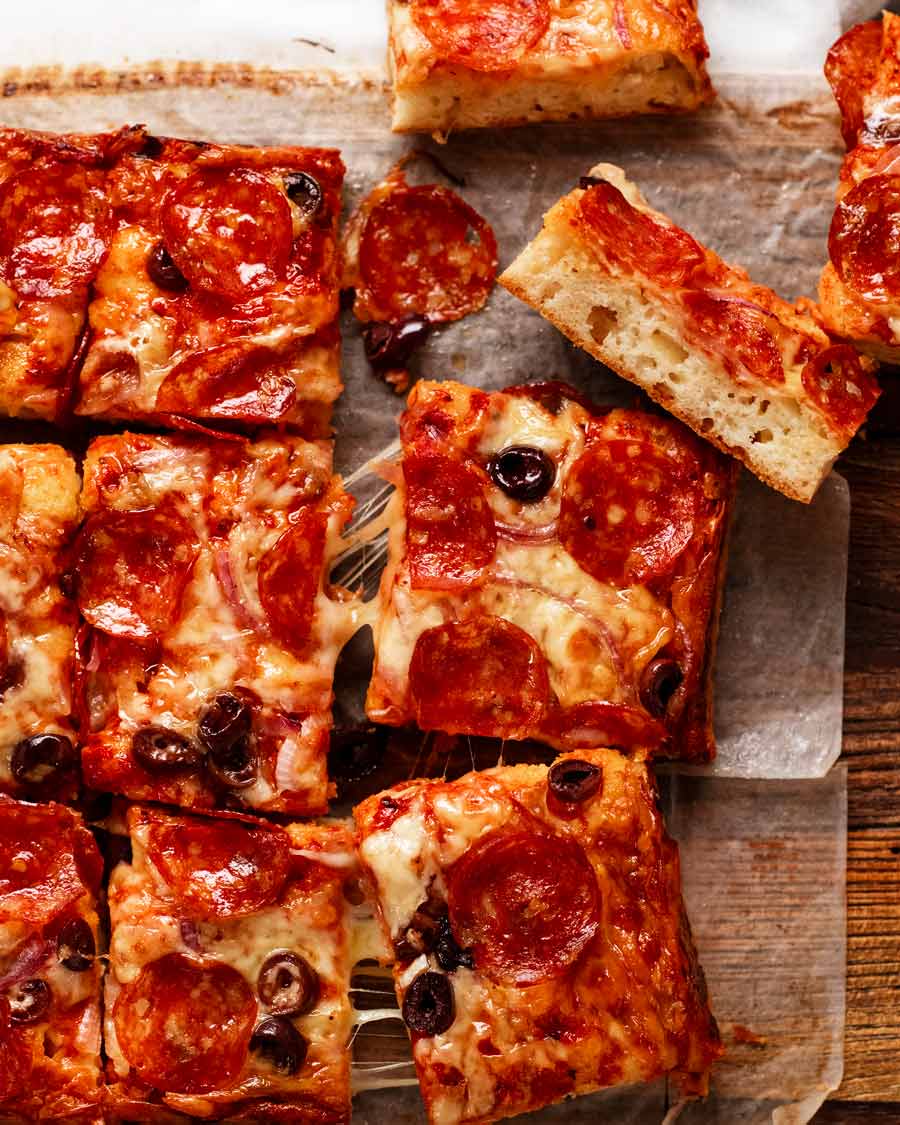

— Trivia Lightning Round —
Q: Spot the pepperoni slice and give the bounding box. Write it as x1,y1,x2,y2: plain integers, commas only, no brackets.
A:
113,953,256,1094
829,175,900,305
143,813,291,918
155,343,297,423
359,184,497,323
405,450,497,589
447,830,600,985
161,168,293,302
802,345,880,440
0,802,87,926
680,290,785,386
257,511,326,655
409,616,549,738
0,161,111,299
825,21,883,148
544,700,667,752
559,435,699,587
0,996,31,1099
577,180,706,288
73,503,200,641
410,0,550,71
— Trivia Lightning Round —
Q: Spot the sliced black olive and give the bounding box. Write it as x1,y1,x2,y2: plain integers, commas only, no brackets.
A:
197,692,253,753
548,758,603,804
639,658,683,718
257,951,319,1017
9,979,51,1025
363,317,431,370
488,445,556,503
250,1015,308,1075
434,915,474,974
137,134,165,159
283,171,323,218
56,917,96,972
402,971,454,1036
146,241,188,292
394,899,444,962
328,725,389,783
206,736,257,789
131,726,203,773
10,734,76,786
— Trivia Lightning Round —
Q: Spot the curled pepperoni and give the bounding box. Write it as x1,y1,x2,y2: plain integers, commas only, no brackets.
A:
410,0,550,71
155,343,297,423
544,700,667,752
113,953,256,1094
359,184,497,323
825,21,883,148
143,812,291,919
447,831,600,985
829,175,900,305
577,180,705,288
802,344,880,440
161,168,293,302
0,161,111,299
409,616,549,738
0,802,88,926
0,996,31,1099
680,291,785,386
405,450,497,590
559,435,699,587
257,511,326,655
73,503,200,640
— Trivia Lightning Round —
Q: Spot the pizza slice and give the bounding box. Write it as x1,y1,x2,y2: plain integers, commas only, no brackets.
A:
0,444,81,802
76,129,344,435
500,162,880,503
819,14,900,363
0,796,104,1122
387,0,714,134
104,805,354,1122
74,430,362,815
355,749,722,1125
366,378,735,763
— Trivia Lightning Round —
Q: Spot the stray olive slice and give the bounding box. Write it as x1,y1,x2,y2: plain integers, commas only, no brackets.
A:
402,971,454,1036
206,736,257,789
547,758,603,804
9,979,51,1025
131,726,203,773
250,1015,308,1075
283,171,323,218
639,658,683,718
56,918,96,973
10,733,76,787
198,692,253,753
257,951,319,1017
146,241,189,292
488,446,556,503
362,317,431,370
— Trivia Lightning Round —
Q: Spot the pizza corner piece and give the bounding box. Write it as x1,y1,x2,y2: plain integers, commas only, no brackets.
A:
0,796,104,1123
366,378,736,764
387,0,714,135
103,805,355,1122
354,749,723,1125
499,162,881,504
73,429,363,816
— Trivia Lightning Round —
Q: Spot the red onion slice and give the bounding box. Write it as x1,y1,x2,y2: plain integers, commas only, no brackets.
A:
0,935,52,989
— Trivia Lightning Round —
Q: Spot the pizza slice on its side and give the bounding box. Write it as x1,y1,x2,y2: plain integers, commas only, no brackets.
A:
355,750,722,1125
0,797,104,1123
388,0,713,134
500,163,880,503
74,430,362,815
104,805,354,1122
0,444,81,801
366,379,735,763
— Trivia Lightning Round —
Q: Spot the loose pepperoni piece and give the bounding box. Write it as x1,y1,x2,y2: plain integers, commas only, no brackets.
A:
410,0,550,71
73,503,200,641
829,175,900,305
155,343,297,423
0,996,31,1099
405,450,497,590
409,616,549,738
447,830,600,985
257,511,326,655
144,814,291,919
359,184,497,323
559,435,699,587
113,953,256,1094
0,802,86,926
577,180,706,288
0,161,111,299
161,168,293,302
825,21,883,148
802,344,880,440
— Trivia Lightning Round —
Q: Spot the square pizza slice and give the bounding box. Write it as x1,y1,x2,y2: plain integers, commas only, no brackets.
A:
355,749,722,1125
0,444,81,802
104,805,354,1122
0,796,104,1123
74,430,361,815
500,163,881,502
388,0,713,134
76,130,344,436
366,379,735,763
